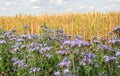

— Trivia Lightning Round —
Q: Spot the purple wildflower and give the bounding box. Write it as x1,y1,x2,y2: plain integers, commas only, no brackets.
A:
38,46,53,53
11,57,17,62
80,52,95,65
116,50,120,56
44,54,52,59
75,35,82,40
20,45,26,49
81,52,95,59
22,34,32,40
13,47,19,51
63,68,70,74
98,45,114,51
112,26,120,33
100,37,106,41
56,50,69,55
78,40,91,47
13,60,27,68
104,55,116,62
88,52,95,58
0,40,6,44
16,38,24,42
93,40,100,44
29,68,40,74
57,58,71,68
29,48,36,52
79,60,86,66
109,39,120,45
63,40,77,47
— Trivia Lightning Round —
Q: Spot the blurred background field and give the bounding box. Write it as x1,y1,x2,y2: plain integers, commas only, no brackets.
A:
0,12,120,40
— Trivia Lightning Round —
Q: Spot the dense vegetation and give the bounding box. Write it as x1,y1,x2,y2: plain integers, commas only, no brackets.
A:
0,25,120,76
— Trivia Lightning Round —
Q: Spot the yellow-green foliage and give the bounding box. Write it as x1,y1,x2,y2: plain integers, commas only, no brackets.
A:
0,12,120,40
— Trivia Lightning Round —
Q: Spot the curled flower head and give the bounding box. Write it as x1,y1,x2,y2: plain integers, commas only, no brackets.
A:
78,40,91,47
112,26,120,33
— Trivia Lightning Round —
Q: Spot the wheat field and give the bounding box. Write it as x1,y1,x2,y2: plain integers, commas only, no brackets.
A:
0,12,120,40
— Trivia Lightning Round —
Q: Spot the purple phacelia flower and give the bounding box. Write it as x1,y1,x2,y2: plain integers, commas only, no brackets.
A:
11,57,17,62
88,52,95,58
100,37,106,41
44,54,52,59
20,45,26,49
63,40,77,47
81,52,95,65
0,40,6,44
22,34,32,40
57,58,71,67
56,50,69,55
63,68,70,74
112,26,120,33
93,40,100,44
81,52,95,59
38,47,52,54
98,45,114,51
104,55,116,62
13,47,19,51
29,68,40,74
109,39,120,45
75,35,83,40
13,60,27,68
79,60,87,66
29,48,36,52
116,50,120,56
16,38,24,42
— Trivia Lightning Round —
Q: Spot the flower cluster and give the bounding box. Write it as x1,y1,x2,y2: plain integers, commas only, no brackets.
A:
0,25,120,76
